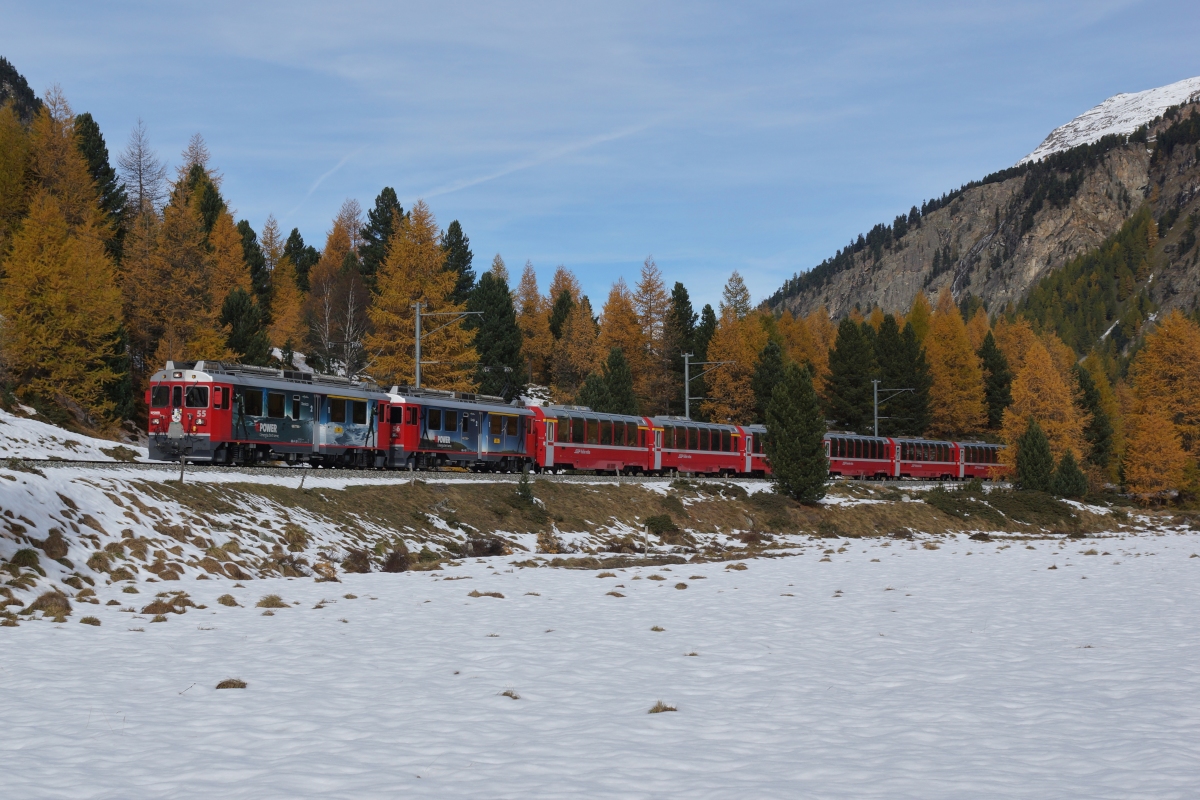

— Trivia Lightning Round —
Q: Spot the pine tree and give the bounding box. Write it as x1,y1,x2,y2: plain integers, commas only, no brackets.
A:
825,317,877,433
601,347,638,415
765,363,827,503
1074,364,1113,468
442,220,475,306
978,330,1012,429
1051,450,1088,498
0,56,43,123
1016,417,1054,492
872,315,931,435
283,228,319,292
236,220,270,312
0,192,122,422
219,288,271,366
73,112,126,258
719,270,752,320
515,260,553,385
575,372,611,411
695,304,717,360
1001,339,1088,465
925,291,986,437
467,269,522,398
359,187,402,288
751,339,786,424
549,290,575,340
367,200,474,390
664,281,697,414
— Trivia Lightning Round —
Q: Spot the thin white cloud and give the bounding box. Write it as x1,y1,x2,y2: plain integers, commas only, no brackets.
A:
286,146,367,219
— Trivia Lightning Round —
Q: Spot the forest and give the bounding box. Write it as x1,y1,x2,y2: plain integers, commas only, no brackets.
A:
1,70,1199,500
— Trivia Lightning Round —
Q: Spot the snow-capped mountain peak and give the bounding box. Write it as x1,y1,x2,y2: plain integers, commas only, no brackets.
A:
1019,76,1200,165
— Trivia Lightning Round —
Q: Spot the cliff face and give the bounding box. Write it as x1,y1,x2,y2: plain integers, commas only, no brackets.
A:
772,99,1200,326
775,144,1150,319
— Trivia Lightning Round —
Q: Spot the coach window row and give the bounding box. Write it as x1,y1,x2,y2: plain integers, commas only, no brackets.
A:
427,408,470,433
328,397,368,425
828,436,889,460
661,425,735,452
900,441,953,462
964,445,1001,464
555,416,641,447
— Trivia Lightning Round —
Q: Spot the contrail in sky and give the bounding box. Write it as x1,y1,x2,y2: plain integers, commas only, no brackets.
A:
286,146,367,219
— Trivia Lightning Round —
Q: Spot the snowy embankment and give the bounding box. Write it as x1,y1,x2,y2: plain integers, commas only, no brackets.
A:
3,533,1198,798
0,406,147,461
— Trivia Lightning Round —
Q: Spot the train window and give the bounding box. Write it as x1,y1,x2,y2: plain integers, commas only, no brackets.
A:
353,401,367,425
172,385,183,408
267,392,286,418
627,422,638,446
329,398,346,423
462,414,470,432
389,406,402,424
686,427,697,450
507,416,518,437
485,414,499,435
600,420,612,445
698,429,708,451
722,430,731,452
429,409,443,431
444,410,458,432
556,418,569,443
585,418,598,444
664,425,676,448
406,407,418,425
613,422,625,447
151,386,170,408
241,390,263,417
291,396,301,420
571,417,584,443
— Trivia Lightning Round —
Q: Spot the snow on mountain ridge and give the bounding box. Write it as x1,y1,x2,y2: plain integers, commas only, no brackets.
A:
1019,76,1200,165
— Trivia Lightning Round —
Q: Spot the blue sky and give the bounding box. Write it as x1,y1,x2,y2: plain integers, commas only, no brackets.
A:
3,1,1198,309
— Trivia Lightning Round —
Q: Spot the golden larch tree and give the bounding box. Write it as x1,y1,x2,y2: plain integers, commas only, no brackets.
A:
925,290,986,437
515,260,553,385
1000,339,1088,464
367,200,475,390
547,265,582,305
906,291,932,344
1040,330,1078,388
1123,407,1189,498
866,306,886,332
1082,351,1124,469
27,88,108,235
992,316,1038,377
553,295,601,400
489,253,509,286
700,310,769,424
1128,310,1200,456
0,192,122,421
0,103,30,250
965,307,990,353
268,254,307,352
599,278,648,382
208,211,252,307
634,256,671,412
803,308,836,393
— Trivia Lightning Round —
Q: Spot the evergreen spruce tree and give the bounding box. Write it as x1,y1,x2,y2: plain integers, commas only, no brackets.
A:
467,270,523,398
751,339,786,423
695,304,717,360
872,315,931,435
219,288,271,366
236,220,270,314
575,373,611,412
825,317,877,433
73,112,126,257
548,290,575,340
1051,450,1088,498
765,363,827,503
283,227,320,292
978,330,1012,429
359,187,402,288
601,347,639,415
1016,417,1054,492
1074,364,1114,468
664,281,698,414
442,220,475,306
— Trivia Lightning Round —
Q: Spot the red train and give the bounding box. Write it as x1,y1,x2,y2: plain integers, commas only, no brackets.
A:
146,360,1006,480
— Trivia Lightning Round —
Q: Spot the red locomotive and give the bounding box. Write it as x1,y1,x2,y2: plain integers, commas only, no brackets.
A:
147,360,1007,480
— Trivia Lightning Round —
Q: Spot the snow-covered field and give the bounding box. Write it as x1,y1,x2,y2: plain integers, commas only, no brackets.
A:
0,407,147,462
4,533,1198,799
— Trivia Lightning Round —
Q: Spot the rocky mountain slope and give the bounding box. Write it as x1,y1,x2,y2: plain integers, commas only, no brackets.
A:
770,81,1200,339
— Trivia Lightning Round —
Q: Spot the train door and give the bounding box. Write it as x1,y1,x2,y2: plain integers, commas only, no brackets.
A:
285,393,314,445
653,428,662,471
744,431,753,474
544,418,556,468
957,444,964,479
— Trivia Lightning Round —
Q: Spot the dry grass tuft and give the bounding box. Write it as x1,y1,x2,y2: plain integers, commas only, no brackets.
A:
648,700,676,714
468,590,505,599
256,594,287,608
500,688,520,700
725,562,748,571
606,591,625,597
597,572,616,578
217,594,239,607
122,586,139,593
80,616,101,626
151,614,168,622
922,541,940,550
651,625,665,632
106,599,120,606
524,591,541,596
29,591,71,618
675,582,688,590
216,678,247,689
685,652,698,657
647,574,666,581
343,594,357,600
689,575,706,580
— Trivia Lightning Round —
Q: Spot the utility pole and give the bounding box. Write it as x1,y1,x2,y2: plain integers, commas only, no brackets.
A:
872,378,914,436
682,353,734,420
413,301,483,388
